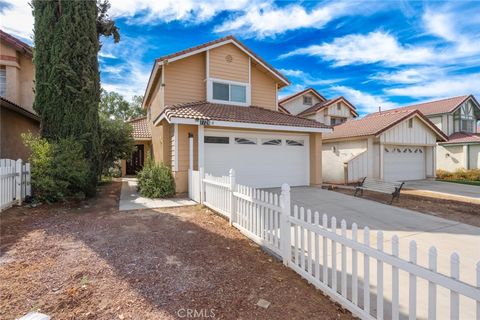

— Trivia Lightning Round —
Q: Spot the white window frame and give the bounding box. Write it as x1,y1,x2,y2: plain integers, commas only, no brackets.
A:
303,95,313,106
0,67,6,97
207,78,251,106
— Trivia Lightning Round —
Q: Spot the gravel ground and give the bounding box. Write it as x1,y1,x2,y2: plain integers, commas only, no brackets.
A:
0,182,353,320
333,187,480,228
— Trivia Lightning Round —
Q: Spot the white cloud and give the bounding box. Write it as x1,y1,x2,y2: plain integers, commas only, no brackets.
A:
109,0,254,25
0,0,34,40
371,67,445,84
278,68,344,86
423,10,458,43
385,73,480,99
280,31,435,66
330,86,398,114
215,1,356,39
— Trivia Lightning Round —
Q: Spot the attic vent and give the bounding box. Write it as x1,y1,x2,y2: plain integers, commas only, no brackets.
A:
225,54,233,63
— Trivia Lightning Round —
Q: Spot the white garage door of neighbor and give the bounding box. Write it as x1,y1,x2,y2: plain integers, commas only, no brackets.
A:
204,129,309,188
384,145,425,182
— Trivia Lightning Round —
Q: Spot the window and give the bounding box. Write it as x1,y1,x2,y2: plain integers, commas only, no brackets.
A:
262,139,281,145
286,139,304,146
205,136,229,144
0,67,6,97
330,117,346,126
408,118,413,128
212,81,247,103
303,96,313,105
337,102,341,110
235,137,256,145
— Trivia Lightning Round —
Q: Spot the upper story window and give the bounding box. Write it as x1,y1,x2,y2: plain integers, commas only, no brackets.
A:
408,118,413,128
457,101,475,132
212,81,247,104
0,67,6,97
331,117,346,126
303,96,313,105
337,102,341,110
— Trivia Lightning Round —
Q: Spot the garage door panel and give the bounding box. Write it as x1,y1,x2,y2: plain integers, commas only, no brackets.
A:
384,145,425,182
204,130,309,188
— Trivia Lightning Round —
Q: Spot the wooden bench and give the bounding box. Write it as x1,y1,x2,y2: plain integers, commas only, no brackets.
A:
354,177,405,204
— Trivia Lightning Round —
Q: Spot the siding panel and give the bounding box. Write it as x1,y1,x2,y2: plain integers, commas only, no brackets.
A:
380,117,437,145
209,43,249,83
251,65,276,111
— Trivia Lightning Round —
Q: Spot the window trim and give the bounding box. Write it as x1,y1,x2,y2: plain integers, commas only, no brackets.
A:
0,67,6,97
303,95,313,106
207,78,251,106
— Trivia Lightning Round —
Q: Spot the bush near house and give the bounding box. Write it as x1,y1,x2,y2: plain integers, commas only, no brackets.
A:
436,169,480,183
23,133,89,202
137,159,176,198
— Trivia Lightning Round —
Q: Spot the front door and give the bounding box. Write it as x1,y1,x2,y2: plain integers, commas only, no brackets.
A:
126,144,145,175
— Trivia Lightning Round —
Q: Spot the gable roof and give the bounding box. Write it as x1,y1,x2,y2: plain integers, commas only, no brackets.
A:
127,116,151,140
278,88,326,105
297,96,358,117
393,95,479,116
154,101,331,132
0,29,33,57
144,36,290,107
323,108,447,141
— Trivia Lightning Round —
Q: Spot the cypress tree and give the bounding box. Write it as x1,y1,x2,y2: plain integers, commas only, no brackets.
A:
32,0,119,196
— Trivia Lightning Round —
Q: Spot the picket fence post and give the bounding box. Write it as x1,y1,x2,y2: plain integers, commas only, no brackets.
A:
15,159,22,205
199,167,205,204
229,169,236,226
280,183,291,266
25,162,31,197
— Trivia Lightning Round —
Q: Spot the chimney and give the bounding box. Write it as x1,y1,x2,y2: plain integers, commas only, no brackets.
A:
378,106,382,113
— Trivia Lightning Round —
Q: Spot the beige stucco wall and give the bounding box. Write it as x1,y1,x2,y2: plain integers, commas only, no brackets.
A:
209,43,249,83
309,132,322,185
322,139,368,184
173,124,198,193
251,65,277,111
436,145,465,171
469,145,480,169
0,107,39,161
164,53,206,106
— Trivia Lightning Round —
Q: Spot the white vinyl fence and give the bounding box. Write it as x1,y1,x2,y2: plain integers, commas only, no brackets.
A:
0,159,31,212
190,168,480,320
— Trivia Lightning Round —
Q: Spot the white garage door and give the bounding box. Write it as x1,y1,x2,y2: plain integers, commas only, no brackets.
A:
204,129,309,188
384,146,425,182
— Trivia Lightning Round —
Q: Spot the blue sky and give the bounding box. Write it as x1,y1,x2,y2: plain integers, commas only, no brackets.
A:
1,0,480,116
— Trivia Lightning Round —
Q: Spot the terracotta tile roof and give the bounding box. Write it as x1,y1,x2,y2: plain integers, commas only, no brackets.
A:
0,95,38,120
323,108,447,141
161,101,331,130
297,96,358,117
440,132,480,145
0,29,33,57
278,87,326,104
127,117,151,139
155,35,289,85
391,95,471,116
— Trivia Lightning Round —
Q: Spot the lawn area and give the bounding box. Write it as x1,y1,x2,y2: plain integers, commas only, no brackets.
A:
0,182,352,320
437,179,480,186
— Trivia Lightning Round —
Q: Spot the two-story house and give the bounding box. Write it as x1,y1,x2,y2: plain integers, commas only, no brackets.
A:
398,95,480,171
0,30,39,161
278,88,358,125
141,36,332,193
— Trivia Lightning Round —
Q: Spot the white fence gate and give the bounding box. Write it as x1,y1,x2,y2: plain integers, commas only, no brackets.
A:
0,159,31,212
189,168,480,320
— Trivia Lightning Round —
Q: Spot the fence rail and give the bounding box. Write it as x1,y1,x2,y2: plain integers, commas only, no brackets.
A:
189,168,480,319
0,159,31,212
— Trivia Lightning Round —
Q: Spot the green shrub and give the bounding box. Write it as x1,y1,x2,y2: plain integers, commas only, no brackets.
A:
436,168,480,181
137,160,175,198
23,133,89,202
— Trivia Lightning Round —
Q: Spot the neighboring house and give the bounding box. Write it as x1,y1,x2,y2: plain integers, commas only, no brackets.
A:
278,88,358,125
121,116,152,176
0,30,39,161
322,109,447,184
396,95,480,171
141,36,332,192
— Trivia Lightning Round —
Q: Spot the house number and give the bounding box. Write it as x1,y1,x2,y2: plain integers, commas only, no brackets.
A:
199,119,211,125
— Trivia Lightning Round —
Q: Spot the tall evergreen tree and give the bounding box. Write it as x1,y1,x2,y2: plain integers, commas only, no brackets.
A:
32,0,119,196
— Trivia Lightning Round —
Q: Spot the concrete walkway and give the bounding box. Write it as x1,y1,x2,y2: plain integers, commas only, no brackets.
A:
404,179,480,200
267,186,480,319
119,178,196,211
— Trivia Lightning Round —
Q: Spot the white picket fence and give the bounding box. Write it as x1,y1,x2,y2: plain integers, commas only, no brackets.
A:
0,159,31,212
191,168,480,320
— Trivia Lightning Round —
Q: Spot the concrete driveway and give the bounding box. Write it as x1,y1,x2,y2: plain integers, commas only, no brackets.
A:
404,179,480,200
267,186,480,319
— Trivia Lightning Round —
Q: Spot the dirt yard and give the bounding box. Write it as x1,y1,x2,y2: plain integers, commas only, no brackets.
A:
333,187,480,228
1,182,353,320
